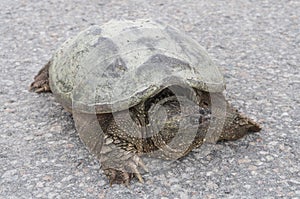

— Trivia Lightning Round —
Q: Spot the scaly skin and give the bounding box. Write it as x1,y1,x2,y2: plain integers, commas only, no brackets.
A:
30,63,261,186
29,62,51,93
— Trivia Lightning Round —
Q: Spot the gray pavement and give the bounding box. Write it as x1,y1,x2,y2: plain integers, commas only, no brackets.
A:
0,0,299,198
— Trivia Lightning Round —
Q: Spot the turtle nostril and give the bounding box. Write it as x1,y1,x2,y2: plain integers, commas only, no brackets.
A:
203,101,209,106
199,108,205,114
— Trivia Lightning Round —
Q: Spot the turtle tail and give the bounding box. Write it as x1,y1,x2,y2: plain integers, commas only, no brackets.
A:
29,61,51,93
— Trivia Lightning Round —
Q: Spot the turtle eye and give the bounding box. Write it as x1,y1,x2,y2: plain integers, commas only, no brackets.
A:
190,115,200,125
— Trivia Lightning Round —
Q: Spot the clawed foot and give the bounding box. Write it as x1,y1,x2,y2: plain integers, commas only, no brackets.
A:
104,168,133,186
103,155,148,186
30,81,50,93
29,62,51,93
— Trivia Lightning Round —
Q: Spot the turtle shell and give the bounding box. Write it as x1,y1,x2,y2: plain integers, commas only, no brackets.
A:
49,19,225,113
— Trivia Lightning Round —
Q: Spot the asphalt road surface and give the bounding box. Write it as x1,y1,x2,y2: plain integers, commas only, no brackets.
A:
0,0,299,198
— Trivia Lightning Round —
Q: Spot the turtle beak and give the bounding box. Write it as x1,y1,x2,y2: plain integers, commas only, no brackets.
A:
247,118,262,132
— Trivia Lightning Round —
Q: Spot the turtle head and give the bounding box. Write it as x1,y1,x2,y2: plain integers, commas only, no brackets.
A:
217,108,262,141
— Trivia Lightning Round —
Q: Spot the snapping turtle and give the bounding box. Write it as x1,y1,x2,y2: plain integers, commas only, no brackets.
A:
30,19,261,185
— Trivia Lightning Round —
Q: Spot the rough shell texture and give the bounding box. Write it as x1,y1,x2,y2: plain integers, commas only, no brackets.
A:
49,19,225,113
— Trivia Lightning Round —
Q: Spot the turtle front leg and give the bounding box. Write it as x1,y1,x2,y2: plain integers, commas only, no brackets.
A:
29,61,51,93
100,112,148,186
74,112,148,186
101,134,148,186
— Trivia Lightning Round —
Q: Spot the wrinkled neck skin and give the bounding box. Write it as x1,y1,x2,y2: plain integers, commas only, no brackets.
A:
128,88,260,154
95,87,261,160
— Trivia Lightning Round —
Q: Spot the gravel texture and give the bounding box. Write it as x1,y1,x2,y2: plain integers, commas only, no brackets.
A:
1,0,299,198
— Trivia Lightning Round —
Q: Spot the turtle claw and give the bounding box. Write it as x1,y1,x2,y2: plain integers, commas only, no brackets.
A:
140,162,148,173
108,171,116,186
103,155,147,186
30,84,50,93
129,161,144,183
122,171,131,187
130,155,149,183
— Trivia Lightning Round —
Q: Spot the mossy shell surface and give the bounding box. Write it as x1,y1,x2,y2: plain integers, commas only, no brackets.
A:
49,19,225,113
